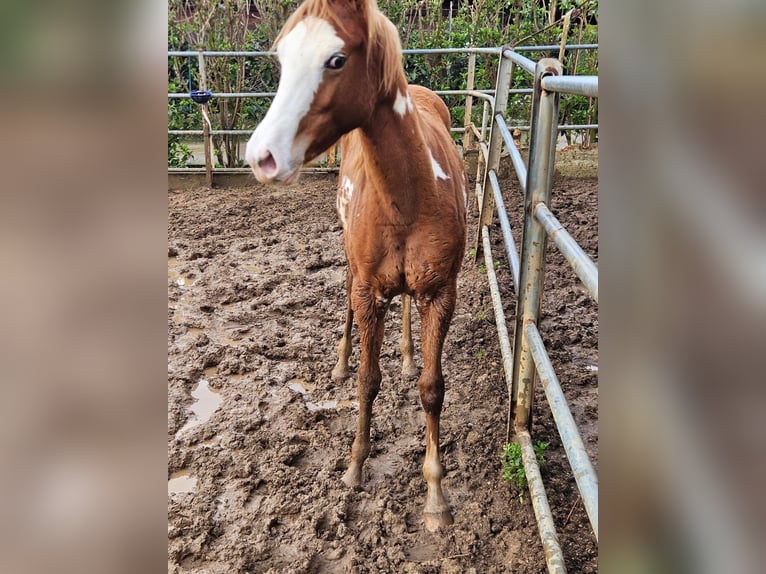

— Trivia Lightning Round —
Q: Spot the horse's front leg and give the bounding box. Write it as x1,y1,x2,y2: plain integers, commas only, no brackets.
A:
416,284,457,531
341,287,387,487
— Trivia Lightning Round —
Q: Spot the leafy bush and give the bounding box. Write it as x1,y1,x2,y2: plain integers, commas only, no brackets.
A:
500,440,548,498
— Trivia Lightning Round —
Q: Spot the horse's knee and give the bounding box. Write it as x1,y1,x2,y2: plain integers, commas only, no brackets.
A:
358,369,381,404
418,372,444,415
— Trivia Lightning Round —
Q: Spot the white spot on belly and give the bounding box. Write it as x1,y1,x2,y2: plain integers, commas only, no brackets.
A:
393,90,414,117
337,176,354,228
429,149,450,181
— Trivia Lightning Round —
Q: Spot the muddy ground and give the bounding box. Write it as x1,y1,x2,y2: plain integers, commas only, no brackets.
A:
168,170,598,573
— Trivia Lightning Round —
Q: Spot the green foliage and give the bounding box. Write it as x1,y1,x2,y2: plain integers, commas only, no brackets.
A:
168,0,599,165
500,441,548,498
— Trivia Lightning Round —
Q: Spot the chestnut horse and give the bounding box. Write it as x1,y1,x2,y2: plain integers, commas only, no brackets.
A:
245,0,467,531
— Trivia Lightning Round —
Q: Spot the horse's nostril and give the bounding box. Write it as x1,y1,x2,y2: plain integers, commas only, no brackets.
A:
258,151,276,174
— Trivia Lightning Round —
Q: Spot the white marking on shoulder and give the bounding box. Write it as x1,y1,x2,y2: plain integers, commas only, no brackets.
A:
429,149,450,181
393,90,414,117
337,176,354,228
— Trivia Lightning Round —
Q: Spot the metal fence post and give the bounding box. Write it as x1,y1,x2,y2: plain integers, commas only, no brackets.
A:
462,52,476,151
197,52,213,188
511,58,563,434
475,50,514,256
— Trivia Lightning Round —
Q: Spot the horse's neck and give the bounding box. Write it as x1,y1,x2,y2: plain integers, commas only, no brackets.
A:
353,93,434,212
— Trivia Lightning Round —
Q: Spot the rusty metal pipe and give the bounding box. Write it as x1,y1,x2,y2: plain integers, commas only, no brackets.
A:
534,202,598,302
511,59,562,431
494,114,528,195
525,322,599,540
481,227,516,411
517,429,567,574
489,170,520,291
541,75,598,98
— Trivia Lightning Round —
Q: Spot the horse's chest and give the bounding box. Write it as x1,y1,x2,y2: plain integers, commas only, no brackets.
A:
344,222,459,294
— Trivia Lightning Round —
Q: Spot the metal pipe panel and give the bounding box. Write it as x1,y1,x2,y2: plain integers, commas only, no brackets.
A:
516,430,567,574
481,227,516,402
524,323,599,540
501,50,536,75
541,75,598,98
494,114,527,193
488,171,520,290
511,59,562,431
534,203,599,302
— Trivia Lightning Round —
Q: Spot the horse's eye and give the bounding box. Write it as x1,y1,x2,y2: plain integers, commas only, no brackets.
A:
325,54,347,70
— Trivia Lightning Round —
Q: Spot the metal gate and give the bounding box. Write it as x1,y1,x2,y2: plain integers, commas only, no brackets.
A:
473,50,598,573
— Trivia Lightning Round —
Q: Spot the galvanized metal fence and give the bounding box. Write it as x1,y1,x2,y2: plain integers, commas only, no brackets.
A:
167,45,597,183
167,44,598,572
474,49,598,573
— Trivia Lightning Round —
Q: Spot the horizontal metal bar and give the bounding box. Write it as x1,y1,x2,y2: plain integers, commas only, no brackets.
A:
169,130,250,136
436,89,495,108
494,115,528,193
501,50,536,75
169,47,505,58
168,167,339,174
534,202,598,302
514,124,599,131
514,44,598,52
168,46,596,58
488,170,520,290
481,227,515,397
516,429,567,574
524,323,599,541
404,47,503,55
168,92,276,99
541,75,598,98
168,50,275,57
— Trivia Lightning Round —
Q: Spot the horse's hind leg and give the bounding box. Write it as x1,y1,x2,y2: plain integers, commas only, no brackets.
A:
416,285,456,531
400,294,418,378
332,270,354,382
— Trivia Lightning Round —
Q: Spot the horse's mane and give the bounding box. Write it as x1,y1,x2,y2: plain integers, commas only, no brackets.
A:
275,0,403,97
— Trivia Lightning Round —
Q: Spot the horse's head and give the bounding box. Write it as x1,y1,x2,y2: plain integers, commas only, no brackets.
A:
246,0,402,184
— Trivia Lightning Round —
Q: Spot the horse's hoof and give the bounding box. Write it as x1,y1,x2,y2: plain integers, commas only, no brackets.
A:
424,510,453,532
341,466,362,488
401,362,418,379
331,366,349,382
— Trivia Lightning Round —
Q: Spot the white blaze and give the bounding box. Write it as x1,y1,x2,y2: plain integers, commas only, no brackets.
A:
245,17,344,180
429,149,450,181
